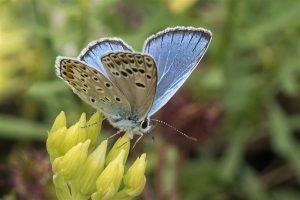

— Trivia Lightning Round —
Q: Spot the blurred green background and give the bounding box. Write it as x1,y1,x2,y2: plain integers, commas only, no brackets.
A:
1,0,300,199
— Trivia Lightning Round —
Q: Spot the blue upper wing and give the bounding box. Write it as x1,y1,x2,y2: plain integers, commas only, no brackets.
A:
78,38,134,78
143,27,212,116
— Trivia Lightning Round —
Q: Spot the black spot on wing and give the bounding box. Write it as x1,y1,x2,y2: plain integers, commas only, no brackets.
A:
135,82,145,88
126,68,133,75
105,82,112,88
121,71,128,77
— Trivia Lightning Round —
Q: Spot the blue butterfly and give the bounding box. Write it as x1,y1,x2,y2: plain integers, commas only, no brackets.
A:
55,26,212,139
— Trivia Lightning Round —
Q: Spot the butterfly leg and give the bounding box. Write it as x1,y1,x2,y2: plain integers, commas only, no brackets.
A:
132,132,144,150
107,129,124,140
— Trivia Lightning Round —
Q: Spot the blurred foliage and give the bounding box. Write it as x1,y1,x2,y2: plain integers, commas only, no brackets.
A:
0,0,300,199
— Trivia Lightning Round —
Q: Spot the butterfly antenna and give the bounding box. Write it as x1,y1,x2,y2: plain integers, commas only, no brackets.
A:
81,121,99,128
151,119,197,141
81,116,107,128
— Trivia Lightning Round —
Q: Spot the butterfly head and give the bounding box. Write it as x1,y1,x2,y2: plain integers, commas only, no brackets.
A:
139,118,154,134
106,115,154,138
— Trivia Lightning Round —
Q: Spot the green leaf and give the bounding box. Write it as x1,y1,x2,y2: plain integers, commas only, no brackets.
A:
0,115,47,140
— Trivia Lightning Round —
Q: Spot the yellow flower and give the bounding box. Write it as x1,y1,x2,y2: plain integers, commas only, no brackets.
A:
114,154,147,199
47,127,67,162
47,111,67,162
47,111,147,200
164,0,197,14
50,111,67,132
86,112,102,148
93,150,125,199
53,140,90,180
123,154,147,196
106,133,130,165
73,140,108,195
60,113,87,154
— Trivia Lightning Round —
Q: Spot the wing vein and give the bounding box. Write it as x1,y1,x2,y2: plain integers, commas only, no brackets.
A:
192,34,203,52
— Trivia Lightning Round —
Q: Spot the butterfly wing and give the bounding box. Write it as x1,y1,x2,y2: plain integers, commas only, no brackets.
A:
55,56,131,119
78,38,134,78
100,52,157,121
143,26,212,116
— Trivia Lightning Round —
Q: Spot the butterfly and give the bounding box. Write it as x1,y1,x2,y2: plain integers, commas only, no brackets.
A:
55,26,212,140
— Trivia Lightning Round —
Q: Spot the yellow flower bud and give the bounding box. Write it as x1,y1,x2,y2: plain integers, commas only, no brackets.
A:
50,111,66,133
53,140,90,180
78,112,87,126
60,113,87,154
114,154,147,199
86,112,102,148
106,133,130,165
53,174,72,200
123,154,147,197
73,140,108,195
47,127,67,162
52,157,63,174
96,150,125,199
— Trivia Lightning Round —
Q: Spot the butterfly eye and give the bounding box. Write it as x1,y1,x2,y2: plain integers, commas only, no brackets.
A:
140,119,153,133
141,120,148,129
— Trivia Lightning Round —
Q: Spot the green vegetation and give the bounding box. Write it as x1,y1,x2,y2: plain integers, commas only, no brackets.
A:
0,0,300,199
